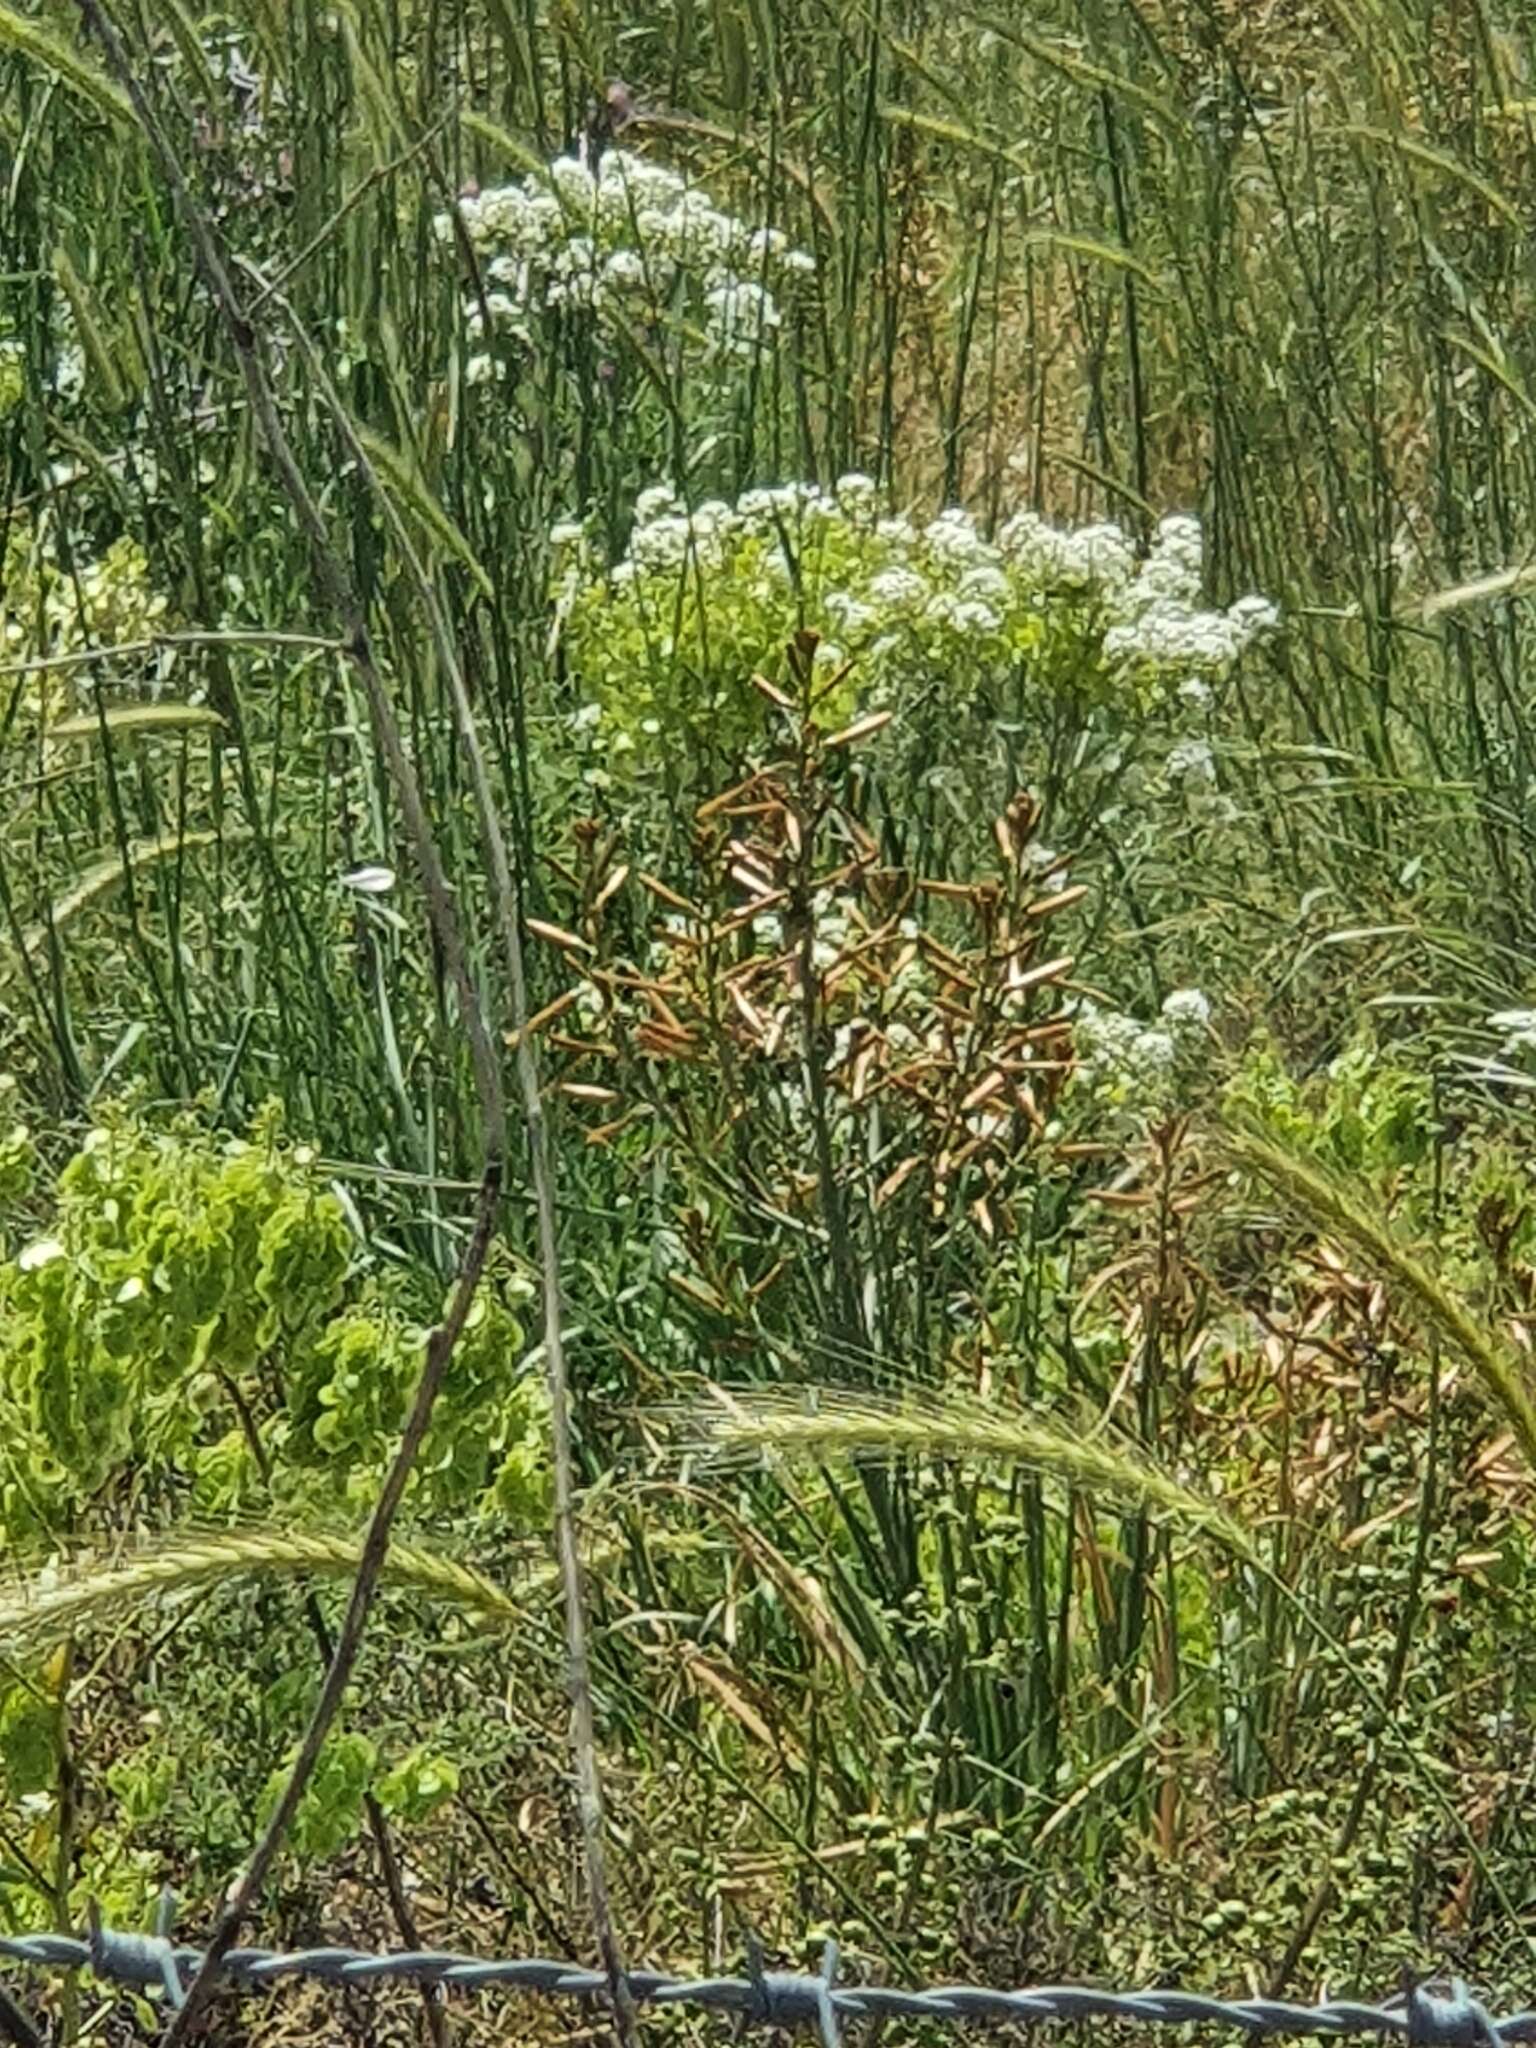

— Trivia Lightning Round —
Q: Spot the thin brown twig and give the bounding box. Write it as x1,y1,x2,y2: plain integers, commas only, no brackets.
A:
72,11,629,2044
218,1374,450,2048
0,1984,40,2048
171,1181,500,2047
70,6,506,2043
254,265,637,2048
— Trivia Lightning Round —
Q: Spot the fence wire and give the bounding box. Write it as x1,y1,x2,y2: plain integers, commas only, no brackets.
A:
0,1920,1524,2047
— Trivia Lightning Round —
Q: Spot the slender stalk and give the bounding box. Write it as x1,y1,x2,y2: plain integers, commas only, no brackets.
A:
49,1645,79,2048
0,631,346,682
70,13,627,2039
219,1389,449,2048
245,116,452,311
258,275,635,2045
0,1985,40,2048
69,9,507,2044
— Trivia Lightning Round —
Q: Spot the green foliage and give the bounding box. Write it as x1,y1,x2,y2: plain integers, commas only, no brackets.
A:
1224,1031,1437,1179
558,484,1273,778
11,0,1536,2018
254,1732,462,1866
259,1730,377,1862
0,1680,55,1798
288,1306,411,1459
2,519,170,674
105,1746,178,1826
0,340,22,418
0,1099,549,1540
375,1745,460,1824
1,1102,340,1527
0,1086,33,1225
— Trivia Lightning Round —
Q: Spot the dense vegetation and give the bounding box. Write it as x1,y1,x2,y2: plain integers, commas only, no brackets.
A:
5,0,1536,2039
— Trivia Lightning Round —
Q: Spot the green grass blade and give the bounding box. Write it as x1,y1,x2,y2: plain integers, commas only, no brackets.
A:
47,705,225,741
0,2,133,123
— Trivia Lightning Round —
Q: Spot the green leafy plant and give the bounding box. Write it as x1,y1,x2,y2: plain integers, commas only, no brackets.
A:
11,0,1536,2025
259,1729,377,1861
0,1098,548,1539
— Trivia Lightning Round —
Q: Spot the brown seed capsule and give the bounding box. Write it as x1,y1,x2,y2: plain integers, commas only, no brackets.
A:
606,79,637,129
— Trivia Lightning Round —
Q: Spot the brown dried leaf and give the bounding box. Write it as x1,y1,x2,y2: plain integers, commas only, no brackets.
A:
697,775,762,822
591,864,630,914
960,1070,1006,1113
638,872,700,915
667,1271,731,1316
1026,884,1090,919
749,671,796,710
876,1156,923,1206
504,986,581,1048
824,709,894,750
526,916,594,955
728,982,768,1039
1010,953,1074,994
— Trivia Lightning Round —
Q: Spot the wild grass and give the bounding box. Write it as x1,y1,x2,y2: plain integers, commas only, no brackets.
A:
4,0,1536,2033
676,1382,1258,1563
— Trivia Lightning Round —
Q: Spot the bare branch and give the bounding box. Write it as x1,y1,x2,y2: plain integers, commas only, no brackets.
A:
257,269,636,2048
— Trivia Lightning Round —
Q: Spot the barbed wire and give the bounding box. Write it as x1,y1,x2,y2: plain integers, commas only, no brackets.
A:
0,1918,1525,2047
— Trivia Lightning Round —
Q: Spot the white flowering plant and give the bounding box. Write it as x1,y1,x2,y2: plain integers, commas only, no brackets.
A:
553,477,1280,777
0,308,86,422
436,147,814,383
1069,985,1218,1130
2,519,172,725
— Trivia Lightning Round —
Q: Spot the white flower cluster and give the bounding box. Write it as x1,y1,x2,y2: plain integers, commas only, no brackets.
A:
1073,987,1212,1103
436,148,813,368
1001,510,1280,675
1489,1009,1536,1055
0,323,84,414
1165,737,1216,785
567,480,1277,683
556,478,1282,775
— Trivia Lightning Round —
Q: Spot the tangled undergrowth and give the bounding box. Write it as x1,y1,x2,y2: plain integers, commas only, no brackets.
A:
6,0,1536,2043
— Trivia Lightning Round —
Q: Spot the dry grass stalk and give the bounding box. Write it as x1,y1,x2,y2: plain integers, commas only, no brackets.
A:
675,1384,1257,1564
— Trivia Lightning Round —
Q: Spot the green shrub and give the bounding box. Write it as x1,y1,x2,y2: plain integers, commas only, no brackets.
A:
557,483,1278,782
0,1098,547,1542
